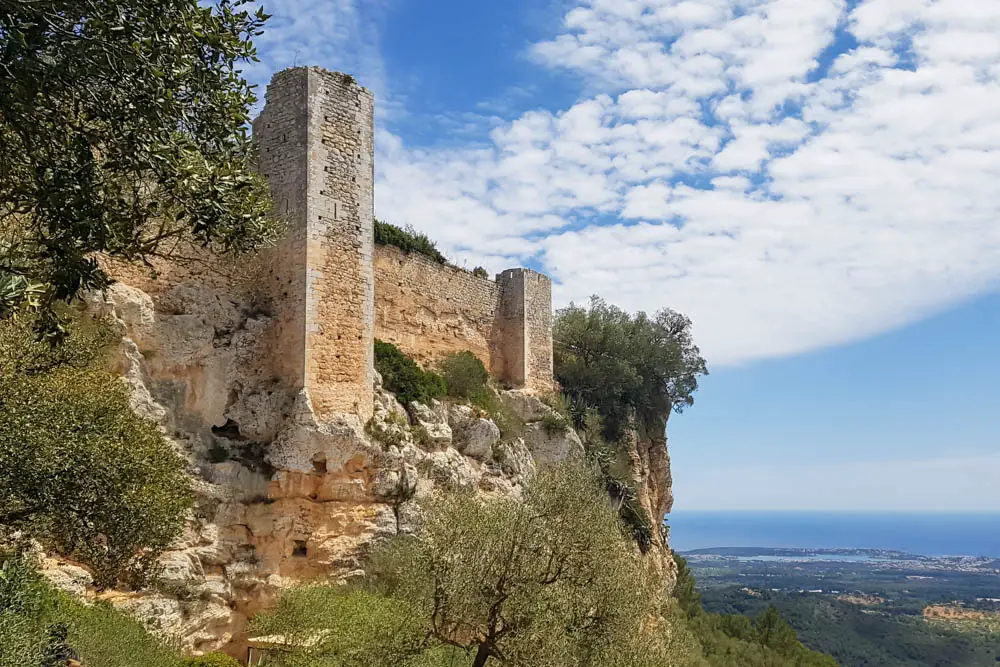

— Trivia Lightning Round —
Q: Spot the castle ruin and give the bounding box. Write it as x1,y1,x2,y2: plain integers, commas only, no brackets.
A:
86,67,568,656
251,67,553,423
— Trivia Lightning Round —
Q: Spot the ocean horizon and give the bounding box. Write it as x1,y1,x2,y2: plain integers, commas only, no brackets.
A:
667,511,1000,558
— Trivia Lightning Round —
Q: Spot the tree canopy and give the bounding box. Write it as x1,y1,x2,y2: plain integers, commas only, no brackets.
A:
554,296,707,443
0,314,193,587
0,0,279,330
252,462,705,667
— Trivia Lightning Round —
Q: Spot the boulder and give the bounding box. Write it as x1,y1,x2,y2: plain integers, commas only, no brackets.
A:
409,401,453,449
500,390,554,423
521,422,584,465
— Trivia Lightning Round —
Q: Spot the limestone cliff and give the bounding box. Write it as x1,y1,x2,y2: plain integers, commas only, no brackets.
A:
626,413,678,580
51,280,586,657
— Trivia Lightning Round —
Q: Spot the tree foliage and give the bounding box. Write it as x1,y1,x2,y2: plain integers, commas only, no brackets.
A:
554,296,707,443
438,351,490,402
374,339,446,406
0,314,193,587
0,0,279,330
369,462,699,667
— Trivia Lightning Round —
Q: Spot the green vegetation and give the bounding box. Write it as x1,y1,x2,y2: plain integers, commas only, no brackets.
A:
703,587,1000,666
552,296,706,550
671,554,837,667
554,296,707,443
374,339,446,406
0,0,278,333
374,220,447,264
438,351,490,402
251,462,706,667
0,551,183,667
0,314,193,587
472,266,489,279
578,409,656,552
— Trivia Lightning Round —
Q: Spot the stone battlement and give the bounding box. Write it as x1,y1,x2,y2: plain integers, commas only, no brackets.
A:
252,67,553,422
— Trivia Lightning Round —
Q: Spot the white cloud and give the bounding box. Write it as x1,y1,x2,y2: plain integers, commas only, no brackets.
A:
242,0,396,117
374,0,1000,366
241,0,1000,368
674,453,1000,511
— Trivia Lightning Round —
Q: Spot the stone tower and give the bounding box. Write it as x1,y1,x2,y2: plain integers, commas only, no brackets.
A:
495,269,554,391
252,68,375,422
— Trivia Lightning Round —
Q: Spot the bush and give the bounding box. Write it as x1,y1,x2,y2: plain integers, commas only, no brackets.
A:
374,220,447,264
374,340,446,406
472,266,489,279
0,314,193,587
438,351,489,401
581,410,655,552
249,587,431,667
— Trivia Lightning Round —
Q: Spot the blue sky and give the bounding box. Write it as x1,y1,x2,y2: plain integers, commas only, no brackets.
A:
242,0,1000,511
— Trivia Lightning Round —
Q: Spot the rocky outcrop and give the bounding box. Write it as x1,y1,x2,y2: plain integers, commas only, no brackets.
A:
622,412,677,582
80,281,585,657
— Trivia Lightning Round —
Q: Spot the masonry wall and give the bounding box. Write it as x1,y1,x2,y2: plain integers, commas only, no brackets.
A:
252,67,375,421
306,70,376,421
251,69,310,390
374,247,553,391
522,270,554,392
373,244,499,371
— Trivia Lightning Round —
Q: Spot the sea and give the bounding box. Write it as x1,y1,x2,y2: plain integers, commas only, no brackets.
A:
667,511,1000,558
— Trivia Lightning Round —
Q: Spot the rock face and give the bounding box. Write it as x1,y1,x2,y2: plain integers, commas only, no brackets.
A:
82,282,586,657
624,414,678,581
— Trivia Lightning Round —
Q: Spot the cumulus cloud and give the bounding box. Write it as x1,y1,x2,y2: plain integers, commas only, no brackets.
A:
374,0,1000,366
241,0,395,116
242,0,1000,367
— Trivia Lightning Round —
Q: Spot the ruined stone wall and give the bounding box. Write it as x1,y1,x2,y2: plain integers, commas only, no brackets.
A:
523,270,554,392
495,269,553,392
373,244,500,371
252,67,375,422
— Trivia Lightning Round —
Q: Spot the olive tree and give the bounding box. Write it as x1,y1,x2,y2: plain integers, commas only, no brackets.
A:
252,463,705,666
554,296,707,443
0,0,278,330
371,463,687,667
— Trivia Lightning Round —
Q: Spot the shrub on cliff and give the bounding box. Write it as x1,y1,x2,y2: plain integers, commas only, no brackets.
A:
554,296,708,443
0,0,279,334
374,220,448,265
374,339,446,406
0,315,193,588
439,351,490,401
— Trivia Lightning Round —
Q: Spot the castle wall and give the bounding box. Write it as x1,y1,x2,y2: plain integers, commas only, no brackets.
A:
111,66,551,425
373,248,553,391
373,244,499,372
523,270,554,392
251,69,310,390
